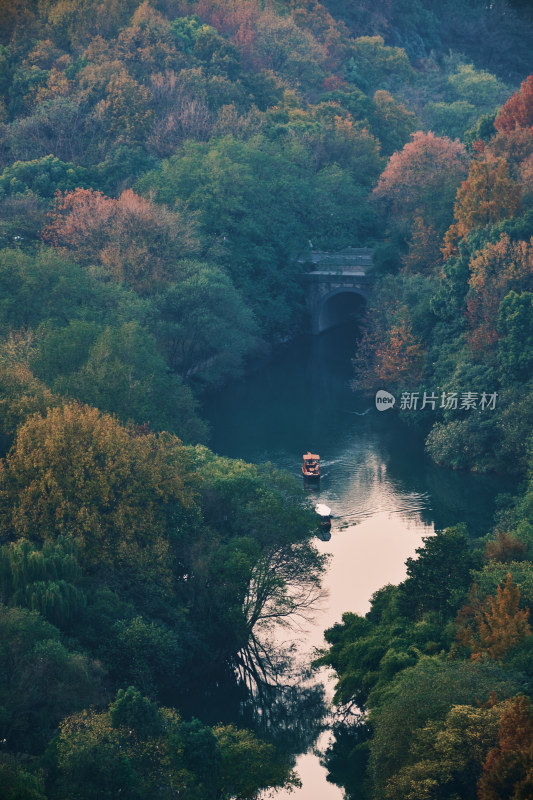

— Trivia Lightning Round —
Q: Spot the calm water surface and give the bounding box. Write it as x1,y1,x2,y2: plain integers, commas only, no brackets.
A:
202,324,515,799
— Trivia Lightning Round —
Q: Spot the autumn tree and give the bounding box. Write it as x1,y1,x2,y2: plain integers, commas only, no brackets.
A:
43,187,199,294
485,531,528,564
372,131,468,235
465,234,533,355
478,695,533,800
454,574,531,661
352,275,433,391
443,159,521,257
117,1,181,77
0,403,196,583
0,331,59,442
98,68,153,144
495,74,533,134
373,318,424,386
401,216,442,273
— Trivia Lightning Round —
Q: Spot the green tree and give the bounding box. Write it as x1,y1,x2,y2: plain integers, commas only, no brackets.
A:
448,64,509,110
214,723,299,799
50,690,296,800
0,755,47,800
497,290,533,382
0,155,91,198
422,99,477,140
109,686,162,738
370,89,417,156
152,261,257,383
0,537,85,627
107,617,184,702
398,526,474,621
345,36,413,93
0,603,103,753
368,656,524,799
59,321,207,441
384,701,508,800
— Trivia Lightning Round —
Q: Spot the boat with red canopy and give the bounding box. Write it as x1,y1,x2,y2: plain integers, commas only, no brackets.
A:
302,451,320,479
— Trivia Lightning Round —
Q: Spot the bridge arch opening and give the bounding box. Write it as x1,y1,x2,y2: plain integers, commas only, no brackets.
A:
315,289,367,334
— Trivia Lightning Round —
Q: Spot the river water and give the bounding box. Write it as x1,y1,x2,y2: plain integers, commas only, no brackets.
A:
202,323,515,799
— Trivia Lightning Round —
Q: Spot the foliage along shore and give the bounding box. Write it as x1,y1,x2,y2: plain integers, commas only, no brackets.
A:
1,0,533,797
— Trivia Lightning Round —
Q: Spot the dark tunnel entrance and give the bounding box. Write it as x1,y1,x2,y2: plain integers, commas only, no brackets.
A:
316,290,367,334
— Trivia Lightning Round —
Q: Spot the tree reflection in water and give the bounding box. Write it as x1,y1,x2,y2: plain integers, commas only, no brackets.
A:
180,635,329,770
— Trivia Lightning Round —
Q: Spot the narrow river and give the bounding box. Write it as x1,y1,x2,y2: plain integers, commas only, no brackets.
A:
202,323,515,799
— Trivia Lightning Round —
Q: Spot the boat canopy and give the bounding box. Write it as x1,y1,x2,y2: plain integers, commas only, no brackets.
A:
303,453,320,461
315,503,331,517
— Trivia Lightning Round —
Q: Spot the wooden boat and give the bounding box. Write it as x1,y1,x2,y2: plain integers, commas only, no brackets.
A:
302,452,320,480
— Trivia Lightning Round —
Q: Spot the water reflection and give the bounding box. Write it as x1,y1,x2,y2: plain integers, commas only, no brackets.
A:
201,323,517,798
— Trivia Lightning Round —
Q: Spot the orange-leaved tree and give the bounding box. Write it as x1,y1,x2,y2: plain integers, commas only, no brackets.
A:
443,159,521,258
374,319,424,386
454,574,531,661
478,695,533,800
465,233,533,355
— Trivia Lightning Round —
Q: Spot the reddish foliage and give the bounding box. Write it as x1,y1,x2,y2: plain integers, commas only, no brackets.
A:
443,159,521,258
43,187,198,294
485,532,527,563
478,695,533,800
401,216,442,273
322,74,348,91
455,574,531,662
464,234,533,354
372,131,467,234
495,74,533,134
373,318,424,385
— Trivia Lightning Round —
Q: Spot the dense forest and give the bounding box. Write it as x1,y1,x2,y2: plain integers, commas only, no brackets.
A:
1,0,533,797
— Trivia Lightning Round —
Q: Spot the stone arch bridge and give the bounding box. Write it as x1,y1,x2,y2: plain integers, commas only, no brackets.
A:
299,248,374,334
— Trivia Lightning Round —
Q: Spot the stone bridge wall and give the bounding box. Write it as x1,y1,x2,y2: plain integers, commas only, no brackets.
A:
299,249,374,334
